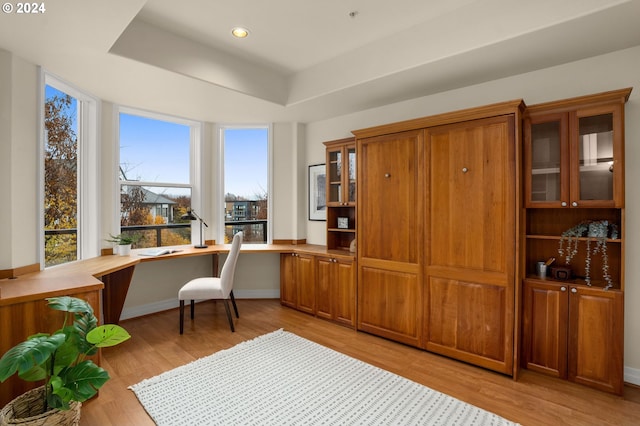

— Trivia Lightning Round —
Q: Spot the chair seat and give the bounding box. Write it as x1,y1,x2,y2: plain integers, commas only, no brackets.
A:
179,277,225,300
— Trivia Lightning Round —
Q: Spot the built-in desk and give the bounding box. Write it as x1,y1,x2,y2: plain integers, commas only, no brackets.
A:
0,243,348,406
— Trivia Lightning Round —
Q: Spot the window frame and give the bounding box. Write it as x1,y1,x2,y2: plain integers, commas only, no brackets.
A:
40,71,100,269
115,106,204,248
216,124,273,244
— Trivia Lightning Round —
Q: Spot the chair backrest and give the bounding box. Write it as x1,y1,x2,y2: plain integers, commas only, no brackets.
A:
219,231,243,297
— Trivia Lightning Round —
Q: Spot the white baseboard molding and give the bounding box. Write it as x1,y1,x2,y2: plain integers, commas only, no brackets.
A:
624,366,640,387
119,289,280,321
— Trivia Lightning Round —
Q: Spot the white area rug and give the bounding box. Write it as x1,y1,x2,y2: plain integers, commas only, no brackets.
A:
129,329,518,425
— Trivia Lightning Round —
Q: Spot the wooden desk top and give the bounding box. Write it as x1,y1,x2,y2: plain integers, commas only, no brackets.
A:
0,244,354,306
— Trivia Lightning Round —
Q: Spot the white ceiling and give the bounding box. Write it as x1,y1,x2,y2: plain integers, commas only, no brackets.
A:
1,0,639,123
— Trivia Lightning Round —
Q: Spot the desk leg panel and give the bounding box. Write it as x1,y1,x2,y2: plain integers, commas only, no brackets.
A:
101,265,135,325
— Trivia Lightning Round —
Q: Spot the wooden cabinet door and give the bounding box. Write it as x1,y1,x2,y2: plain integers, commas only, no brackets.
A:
357,129,424,346
425,115,516,375
521,280,568,378
279,253,297,308
315,256,333,320
568,286,624,394
316,256,356,327
295,253,316,315
334,258,356,327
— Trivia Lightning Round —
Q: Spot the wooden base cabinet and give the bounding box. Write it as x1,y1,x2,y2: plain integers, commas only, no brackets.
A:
522,279,624,394
281,252,356,328
280,253,315,315
316,256,356,327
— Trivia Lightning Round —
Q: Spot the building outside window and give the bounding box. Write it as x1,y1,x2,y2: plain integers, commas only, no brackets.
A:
222,127,270,244
118,109,201,248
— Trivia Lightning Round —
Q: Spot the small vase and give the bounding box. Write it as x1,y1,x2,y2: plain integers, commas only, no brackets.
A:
118,244,132,256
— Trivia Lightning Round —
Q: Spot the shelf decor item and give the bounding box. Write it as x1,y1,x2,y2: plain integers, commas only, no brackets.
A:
558,220,613,289
557,221,588,265
337,217,349,229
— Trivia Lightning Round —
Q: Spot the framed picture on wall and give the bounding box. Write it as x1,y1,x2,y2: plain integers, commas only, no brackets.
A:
309,164,326,221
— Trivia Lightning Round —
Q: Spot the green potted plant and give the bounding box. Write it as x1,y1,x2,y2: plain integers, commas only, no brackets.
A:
0,296,130,425
105,233,138,256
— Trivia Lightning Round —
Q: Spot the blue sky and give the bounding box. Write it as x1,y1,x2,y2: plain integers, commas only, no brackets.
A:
46,85,268,200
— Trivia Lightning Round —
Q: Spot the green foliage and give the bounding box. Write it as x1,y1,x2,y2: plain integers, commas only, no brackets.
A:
44,93,78,267
105,233,139,245
0,296,130,412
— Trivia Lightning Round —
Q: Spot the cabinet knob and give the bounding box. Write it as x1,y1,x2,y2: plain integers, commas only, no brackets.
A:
462,167,468,173
561,286,567,292
572,201,578,207
561,201,567,207
571,287,577,294
384,173,391,178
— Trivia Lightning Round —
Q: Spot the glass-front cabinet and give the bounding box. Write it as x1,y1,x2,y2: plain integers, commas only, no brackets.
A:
327,140,356,206
324,137,356,251
525,97,625,208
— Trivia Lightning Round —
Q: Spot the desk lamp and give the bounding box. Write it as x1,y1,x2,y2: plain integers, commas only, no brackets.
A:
181,209,208,249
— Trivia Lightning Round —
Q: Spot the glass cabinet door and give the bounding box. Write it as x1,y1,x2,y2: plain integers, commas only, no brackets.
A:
328,149,342,204
571,101,623,208
575,113,614,203
347,146,356,204
526,114,568,207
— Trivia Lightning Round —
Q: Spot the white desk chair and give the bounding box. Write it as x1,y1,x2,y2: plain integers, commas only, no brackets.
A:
178,231,243,334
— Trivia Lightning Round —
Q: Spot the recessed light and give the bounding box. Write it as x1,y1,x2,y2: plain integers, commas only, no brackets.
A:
231,27,249,38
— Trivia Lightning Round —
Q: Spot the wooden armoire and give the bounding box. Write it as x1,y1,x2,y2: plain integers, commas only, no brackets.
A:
352,100,525,375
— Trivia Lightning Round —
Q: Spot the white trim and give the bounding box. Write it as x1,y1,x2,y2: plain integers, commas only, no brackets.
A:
624,366,640,387
113,105,203,245
41,71,100,268
217,124,272,244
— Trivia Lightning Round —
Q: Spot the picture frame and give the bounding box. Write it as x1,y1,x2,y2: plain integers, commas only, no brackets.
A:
309,164,326,221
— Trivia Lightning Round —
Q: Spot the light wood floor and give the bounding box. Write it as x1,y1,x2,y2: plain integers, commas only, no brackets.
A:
81,299,640,425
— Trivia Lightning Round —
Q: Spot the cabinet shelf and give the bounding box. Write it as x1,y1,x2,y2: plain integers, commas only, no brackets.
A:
328,228,355,233
524,275,621,290
526,234,621,243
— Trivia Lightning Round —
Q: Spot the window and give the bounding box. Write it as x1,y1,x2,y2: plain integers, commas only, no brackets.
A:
118,109,201,249
42,74,99,268
220,126,270,244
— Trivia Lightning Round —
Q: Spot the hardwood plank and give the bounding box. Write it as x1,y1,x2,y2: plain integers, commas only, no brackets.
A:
80,300,640,426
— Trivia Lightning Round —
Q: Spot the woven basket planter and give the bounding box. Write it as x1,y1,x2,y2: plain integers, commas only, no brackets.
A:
0,387,81,426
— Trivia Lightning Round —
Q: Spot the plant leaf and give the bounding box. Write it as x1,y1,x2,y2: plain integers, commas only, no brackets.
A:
74,309,98,355
0,334,65,382
47,296,94,315
54,361,109,404
86,325,131,347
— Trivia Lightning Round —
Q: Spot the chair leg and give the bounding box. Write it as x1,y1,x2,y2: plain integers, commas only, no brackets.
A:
179,300,184,334
223,299,235,332
190,300,195,319
230,290,239,318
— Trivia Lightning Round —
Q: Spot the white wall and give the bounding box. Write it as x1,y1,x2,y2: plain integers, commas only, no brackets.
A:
0,51,39,270
304,45,640,382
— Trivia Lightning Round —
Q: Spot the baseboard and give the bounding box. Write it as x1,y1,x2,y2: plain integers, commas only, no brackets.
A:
119,289,280,321
625,366,640,386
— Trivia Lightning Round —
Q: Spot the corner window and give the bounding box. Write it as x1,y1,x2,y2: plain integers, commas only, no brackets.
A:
221,126,270,244
43,75,98,267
